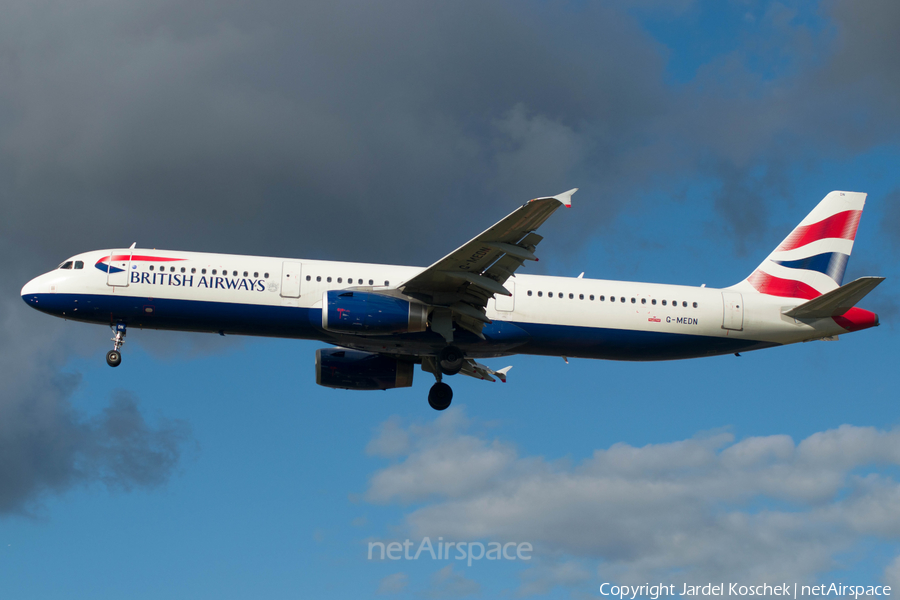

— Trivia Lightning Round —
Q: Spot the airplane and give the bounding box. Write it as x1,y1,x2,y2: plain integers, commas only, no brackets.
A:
21,189,883,410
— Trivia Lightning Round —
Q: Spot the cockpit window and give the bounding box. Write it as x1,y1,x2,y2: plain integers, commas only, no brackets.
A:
74,261,84,269
59,261,73,269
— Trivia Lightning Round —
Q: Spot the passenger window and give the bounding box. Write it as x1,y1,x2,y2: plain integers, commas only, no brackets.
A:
180,267,186,273
369,279,374,285
212,269,217,275
652,299,656,305
620,297,625,303
538,291,543,297
548,291,553,297
610,296,615,302
579,294,584,300
191,268,196,274
264,273,269,278
317,276,321,282
244,271,249,277
149,265,155,271
306,275,311,281
600,295,605,301
527,290,533,296
74,261,84,269
590,295,595,301
327,277,332,283
641,298,646,304
683,301,688,307
662,300,667,306
631,298,636,304
385,281,390,286
233,271,237,276
254,272,259,278
568,293,573,299
337,277,342,283
693,302,698,308
358,279,363,284
202,269,207,274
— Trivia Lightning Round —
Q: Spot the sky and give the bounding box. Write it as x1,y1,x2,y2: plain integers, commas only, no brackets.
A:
1,0,900,598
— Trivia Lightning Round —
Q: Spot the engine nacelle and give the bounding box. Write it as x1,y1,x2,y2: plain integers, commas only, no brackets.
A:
315,348,414,390
322,291,428,335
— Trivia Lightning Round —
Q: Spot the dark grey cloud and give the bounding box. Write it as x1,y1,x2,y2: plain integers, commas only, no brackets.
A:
0,361,192,515
881,189,900,249
0,0,672,265
1,0,899,513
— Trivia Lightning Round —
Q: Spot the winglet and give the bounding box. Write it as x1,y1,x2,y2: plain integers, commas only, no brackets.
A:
496,366,512,383
531,188,578,207
554,188,577,207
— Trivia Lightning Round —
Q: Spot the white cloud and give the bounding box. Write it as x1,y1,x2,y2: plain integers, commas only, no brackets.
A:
884,555,900,589
366,408,516,503
364,411,900,591
425,564,480,598
376,572,408,595
366,416,411,458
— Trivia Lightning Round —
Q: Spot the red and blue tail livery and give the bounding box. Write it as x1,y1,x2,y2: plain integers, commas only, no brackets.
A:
22,189,883,410
739,191,865,300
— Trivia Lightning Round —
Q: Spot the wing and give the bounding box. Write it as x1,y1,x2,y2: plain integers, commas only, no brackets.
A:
399,188,577,338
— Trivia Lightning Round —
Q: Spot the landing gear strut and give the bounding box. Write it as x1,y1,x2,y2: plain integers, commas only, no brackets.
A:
423,347,464,410
107,322,126,367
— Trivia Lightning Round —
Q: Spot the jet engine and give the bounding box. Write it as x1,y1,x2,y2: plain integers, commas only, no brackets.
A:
322,291,428,335
315,348,414,390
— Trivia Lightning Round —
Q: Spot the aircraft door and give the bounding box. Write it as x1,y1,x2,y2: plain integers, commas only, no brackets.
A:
495,280,515,312
281,261,303,298
106,249,133,287
722,292,744,331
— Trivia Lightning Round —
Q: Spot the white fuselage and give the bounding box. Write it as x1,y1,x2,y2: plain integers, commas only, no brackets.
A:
21,248,852,362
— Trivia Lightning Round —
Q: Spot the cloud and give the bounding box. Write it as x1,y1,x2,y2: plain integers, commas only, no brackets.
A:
0,381,193,516
376,572,408,595
366,408,516,504
0,289,194,516
364,411,900,591
880,189,900,250
425,564,480,599
2,0,899,515
366,416,410,458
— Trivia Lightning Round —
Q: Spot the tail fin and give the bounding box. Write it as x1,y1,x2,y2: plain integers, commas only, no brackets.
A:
732,191,866,299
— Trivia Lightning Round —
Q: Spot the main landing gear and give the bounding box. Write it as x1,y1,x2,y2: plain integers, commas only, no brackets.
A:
428,380,453,411
438,345,464,375
106,322,126,367
426,345,463,411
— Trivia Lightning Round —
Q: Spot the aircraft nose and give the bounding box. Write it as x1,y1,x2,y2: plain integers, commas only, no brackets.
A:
21,276,43,304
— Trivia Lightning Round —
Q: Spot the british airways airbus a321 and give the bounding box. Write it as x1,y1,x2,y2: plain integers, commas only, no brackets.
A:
21,189,883,410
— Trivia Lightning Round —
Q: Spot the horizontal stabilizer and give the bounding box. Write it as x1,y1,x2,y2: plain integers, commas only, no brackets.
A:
784,276,884,318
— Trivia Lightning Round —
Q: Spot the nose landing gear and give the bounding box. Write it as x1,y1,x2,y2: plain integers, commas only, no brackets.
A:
106,323,126,367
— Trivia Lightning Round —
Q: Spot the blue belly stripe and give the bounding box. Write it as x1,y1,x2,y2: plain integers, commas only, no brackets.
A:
22,292,775,361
